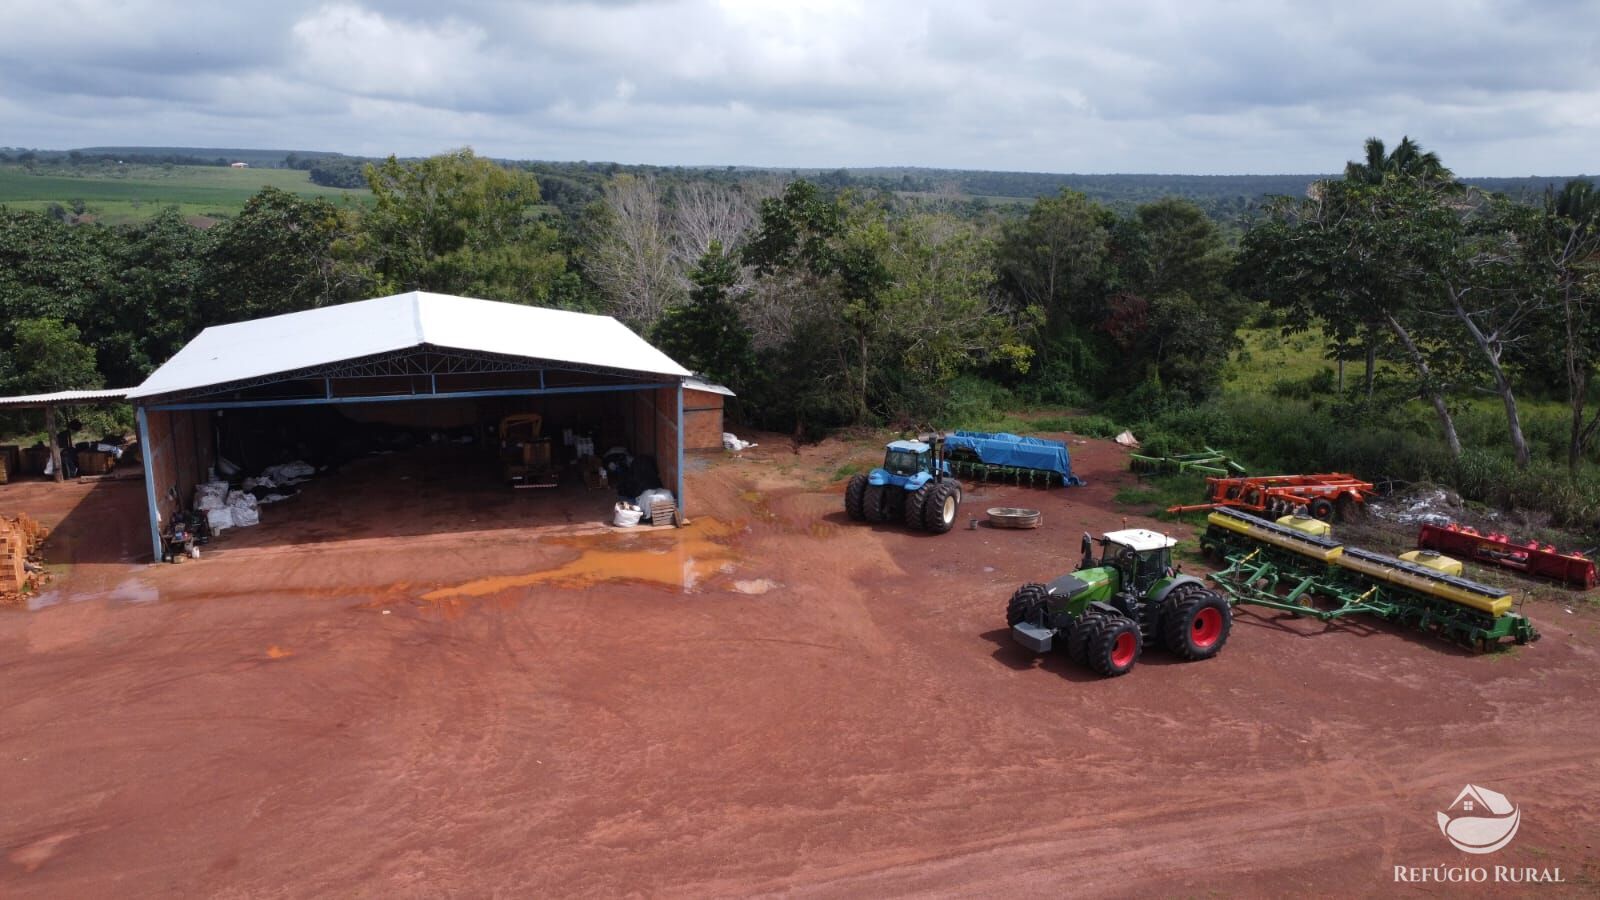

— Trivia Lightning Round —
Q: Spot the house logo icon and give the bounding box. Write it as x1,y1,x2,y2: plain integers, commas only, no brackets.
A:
1437,785,1521,854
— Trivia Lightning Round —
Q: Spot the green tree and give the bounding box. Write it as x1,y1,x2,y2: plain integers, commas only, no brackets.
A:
878,214,1031,401
1336,136,1460,394
1136,197,1232,304
0,209,113,326
202,187,368,325
85,207,211,386
0,318,102,394
359,148,568,303
1237,179,1466,457
1088,199,1243,403
1537,180,1600,474
743,181,891,423
652,241,753,390
995,188,1110,337
1423,196,1545,468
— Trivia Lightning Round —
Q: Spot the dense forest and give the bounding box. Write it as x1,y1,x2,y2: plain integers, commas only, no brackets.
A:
2,140,1599,527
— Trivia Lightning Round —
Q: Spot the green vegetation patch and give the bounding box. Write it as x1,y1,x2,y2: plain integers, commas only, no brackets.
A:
0,164,368,223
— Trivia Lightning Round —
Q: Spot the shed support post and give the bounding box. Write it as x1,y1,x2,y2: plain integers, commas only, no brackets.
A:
676,382,685,520
137,407,164,563
44,405,62,482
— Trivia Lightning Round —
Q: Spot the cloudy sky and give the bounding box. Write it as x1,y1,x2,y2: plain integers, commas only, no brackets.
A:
1,0,1595,175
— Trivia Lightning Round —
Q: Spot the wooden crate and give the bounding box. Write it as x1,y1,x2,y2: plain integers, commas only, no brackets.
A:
77,450,114,476
22,446,51,474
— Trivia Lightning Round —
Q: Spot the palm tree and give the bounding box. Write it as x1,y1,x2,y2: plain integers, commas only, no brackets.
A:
1343,136,1454,187
1547,177,1599,224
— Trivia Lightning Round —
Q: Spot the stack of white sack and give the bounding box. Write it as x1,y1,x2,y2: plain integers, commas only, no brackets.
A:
225,490,260,528
195,482,234,532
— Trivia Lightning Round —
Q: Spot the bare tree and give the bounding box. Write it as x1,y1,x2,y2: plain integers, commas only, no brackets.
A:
586,174,681,329
670,182,758,268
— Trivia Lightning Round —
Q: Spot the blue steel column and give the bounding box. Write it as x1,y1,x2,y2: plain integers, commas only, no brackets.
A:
136,406,164,562
676,382,685,520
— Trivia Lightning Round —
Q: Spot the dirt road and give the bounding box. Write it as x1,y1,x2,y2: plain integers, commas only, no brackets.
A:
3,437,1597,896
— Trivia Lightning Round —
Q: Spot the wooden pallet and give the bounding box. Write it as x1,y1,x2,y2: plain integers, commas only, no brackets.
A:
649,499,677,526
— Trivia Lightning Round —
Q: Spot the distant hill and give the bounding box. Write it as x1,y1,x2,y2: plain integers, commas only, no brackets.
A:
2,145,1590,227
804,167,1590,208
71,147,339,167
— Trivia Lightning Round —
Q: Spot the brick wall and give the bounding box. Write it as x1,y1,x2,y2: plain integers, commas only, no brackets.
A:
682,389,725,450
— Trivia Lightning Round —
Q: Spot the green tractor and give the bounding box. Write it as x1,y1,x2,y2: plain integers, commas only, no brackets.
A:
844,435,963,533
1006,528,1233,677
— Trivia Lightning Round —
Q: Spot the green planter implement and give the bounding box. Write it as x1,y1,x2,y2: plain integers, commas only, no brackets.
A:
1200,507,1538,650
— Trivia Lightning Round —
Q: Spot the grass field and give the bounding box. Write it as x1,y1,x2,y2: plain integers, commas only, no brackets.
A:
0,164,369,224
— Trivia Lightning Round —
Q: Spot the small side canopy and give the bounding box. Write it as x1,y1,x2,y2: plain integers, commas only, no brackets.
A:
0,388,137,483
0,388,133,409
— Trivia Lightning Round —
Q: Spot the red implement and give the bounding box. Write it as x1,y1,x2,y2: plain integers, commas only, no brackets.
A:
1418,523,1597,589
1167,473,1375,521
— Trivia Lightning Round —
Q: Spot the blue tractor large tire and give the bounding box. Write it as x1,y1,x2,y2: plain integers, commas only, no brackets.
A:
922,482,959,534
904,485,931,530
863,484,889,522
844,474,868,521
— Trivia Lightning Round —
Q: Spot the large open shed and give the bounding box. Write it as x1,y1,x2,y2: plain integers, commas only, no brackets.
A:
127,291,705,562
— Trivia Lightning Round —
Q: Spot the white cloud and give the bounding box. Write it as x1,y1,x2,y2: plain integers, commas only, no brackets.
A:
0,0,1596,174
290,5,501,109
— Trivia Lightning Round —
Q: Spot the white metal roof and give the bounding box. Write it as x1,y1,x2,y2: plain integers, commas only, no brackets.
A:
683,376,736,397
1103,529,1177,551
0,388,133,409
128,291,691,400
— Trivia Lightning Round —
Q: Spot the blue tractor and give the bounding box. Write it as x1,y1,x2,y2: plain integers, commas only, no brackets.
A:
844,436,964,534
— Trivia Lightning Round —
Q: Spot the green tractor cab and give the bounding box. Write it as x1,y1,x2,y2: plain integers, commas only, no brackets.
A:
1006,528,1232,677
845,435,963,533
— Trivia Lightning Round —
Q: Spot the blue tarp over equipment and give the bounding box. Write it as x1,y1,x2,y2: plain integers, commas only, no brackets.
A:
946,431,1082,485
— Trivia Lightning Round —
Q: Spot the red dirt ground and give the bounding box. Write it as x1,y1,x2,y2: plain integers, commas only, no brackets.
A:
2,435,1598,896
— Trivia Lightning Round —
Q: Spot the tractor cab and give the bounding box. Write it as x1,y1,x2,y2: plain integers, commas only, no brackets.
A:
869,437,951,490
881,440,930,478
1081,528,1177,594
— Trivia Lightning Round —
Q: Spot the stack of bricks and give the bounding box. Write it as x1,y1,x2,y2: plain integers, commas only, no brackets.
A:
0,513,48,596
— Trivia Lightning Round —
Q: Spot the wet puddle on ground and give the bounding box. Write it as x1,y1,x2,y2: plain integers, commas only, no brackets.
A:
28,576,159,610
421,518,747,602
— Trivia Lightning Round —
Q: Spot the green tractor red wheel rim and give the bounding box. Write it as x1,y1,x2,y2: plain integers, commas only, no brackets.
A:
1110,631,1137,667
1191,607,1224,648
